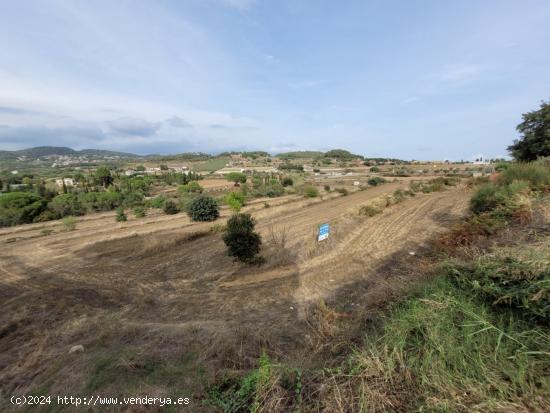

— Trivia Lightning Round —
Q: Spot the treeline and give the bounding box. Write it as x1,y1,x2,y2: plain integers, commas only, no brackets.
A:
0,167,200,227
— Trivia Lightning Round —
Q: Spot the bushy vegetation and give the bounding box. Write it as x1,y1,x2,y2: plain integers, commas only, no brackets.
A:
179,181,203,193
281,177,293,187
367,176,387,186
226,172,247,185
224,191,246,212
508,100,550,161
132,206,146,218
163,200,180,215
0,192,46,226
115,207,127,222
0,167,155,227
302,186,319,198
61,216,77,231
186,195,219,221
222,213,262,263
447,243,549,321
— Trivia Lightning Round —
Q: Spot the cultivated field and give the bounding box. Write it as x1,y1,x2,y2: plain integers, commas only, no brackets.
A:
0,177,470,407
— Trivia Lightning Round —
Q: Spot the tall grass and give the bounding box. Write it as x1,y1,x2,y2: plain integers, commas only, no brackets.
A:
497,162,550,190
334,276,550,412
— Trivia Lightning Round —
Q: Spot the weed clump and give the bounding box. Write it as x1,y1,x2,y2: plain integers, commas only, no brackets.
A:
115,207,127,222
61,216,77,231
446,243,550,321
303,186,319,198
368,177,387,186
163,200,180,215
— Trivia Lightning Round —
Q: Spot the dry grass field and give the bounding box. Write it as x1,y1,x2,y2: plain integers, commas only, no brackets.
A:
0,177,471,410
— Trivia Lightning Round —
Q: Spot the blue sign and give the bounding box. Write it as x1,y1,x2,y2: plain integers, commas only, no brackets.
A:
318,223,330,241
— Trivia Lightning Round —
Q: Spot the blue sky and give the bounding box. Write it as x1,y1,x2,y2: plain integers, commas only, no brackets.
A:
0,0,549,159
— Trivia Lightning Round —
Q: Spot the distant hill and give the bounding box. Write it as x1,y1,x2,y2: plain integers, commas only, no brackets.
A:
0,146,140,159
276,151,324,160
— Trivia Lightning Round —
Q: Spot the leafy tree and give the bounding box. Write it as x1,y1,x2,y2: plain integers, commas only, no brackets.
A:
0,192,46,226
163,200,180,215
508,101,550,161
48,194,84,217
226,172,247,185
324,149,363,161
222,213,262,263
186,194,219,221
95,166,113,187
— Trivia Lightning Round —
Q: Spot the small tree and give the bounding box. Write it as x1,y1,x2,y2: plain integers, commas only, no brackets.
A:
115,207,127,222
226,172,247,186
186,194,219,221
508,101,550,161
222,213,262,263
163,200,179,215
95,166,113,187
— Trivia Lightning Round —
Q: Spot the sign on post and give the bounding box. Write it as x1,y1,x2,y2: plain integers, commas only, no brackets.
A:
318,223,330,242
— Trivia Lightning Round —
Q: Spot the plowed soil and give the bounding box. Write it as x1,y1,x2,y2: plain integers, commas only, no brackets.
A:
0,180,470,397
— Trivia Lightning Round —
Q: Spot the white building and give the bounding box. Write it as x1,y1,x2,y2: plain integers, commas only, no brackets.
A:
55,178,75,187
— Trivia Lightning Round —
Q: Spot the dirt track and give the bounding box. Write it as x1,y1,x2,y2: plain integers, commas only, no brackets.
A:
0,181,470,395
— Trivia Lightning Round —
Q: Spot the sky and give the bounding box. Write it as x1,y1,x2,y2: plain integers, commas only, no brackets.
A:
0,0,549,160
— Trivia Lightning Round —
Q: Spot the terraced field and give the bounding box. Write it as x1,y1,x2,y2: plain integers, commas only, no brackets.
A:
0,179,470,403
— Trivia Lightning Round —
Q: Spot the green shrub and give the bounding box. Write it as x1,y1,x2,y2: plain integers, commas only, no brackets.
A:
179,181,203,193
163,200,180,215
323,184,331,192
222,213,262,263
359,204,382,217
149,195,167,209
368,177,387,186
186,195,219,221
115,207,127,222
62,216,77,231
370,166,380,172
281,177,294,187
392,189,406,203
470,181,530,215
132,206,146,218
303,186,319,198
335,187,348,196
225,191,246,212
470,184,503,213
